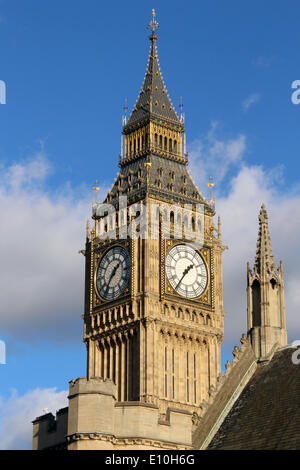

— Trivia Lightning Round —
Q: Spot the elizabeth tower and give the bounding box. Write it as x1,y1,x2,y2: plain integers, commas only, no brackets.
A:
83,10,226,419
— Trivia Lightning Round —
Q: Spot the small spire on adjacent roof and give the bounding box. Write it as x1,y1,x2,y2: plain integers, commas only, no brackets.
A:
254,204,276,274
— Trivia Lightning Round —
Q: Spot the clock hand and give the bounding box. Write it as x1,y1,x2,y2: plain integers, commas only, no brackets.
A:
104,263,120,294
175,264,194,290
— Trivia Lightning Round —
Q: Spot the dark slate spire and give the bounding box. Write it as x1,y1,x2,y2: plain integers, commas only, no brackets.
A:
123,10,182,132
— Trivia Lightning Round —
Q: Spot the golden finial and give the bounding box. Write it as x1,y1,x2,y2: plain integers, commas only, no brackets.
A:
122,98,128,126
208,176,215,202
179,97,184,123
148,9,159,41
93,180,100,200
92,180,100,209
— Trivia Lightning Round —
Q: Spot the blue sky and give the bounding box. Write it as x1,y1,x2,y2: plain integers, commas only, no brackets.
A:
1,0,300,449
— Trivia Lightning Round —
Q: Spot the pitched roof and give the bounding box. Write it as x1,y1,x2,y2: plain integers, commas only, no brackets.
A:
123,28,182,131
208,346,300,450
104,153,212,209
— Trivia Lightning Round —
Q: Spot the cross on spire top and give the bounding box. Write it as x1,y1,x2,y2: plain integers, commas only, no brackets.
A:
208,176,215,202
92,180,100,203
148,8,159,42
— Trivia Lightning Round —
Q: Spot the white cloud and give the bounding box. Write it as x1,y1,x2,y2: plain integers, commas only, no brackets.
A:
0,387,67,450
3,151,51,191
188,123,246,192
187,125,300,352
242,93,261,111
1,136,300,450
189,128,300,350
0,149,109,344
219,166,300,346
1,140,298,351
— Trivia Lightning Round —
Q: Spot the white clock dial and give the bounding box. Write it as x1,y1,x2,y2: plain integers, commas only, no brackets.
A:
166,244,208,299
96,246,130,301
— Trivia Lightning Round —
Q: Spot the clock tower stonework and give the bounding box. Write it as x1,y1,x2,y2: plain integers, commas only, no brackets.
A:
33,11,227,451
31,11,291,452
69,11,226,449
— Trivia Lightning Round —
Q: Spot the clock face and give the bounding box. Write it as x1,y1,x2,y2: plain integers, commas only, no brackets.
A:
96,246,130,301
166,244,208,299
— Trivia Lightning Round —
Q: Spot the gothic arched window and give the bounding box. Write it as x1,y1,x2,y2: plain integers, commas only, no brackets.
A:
170,211,174,238
252,280,261,327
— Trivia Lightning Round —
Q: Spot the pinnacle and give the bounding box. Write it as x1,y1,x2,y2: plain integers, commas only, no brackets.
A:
254,204,276,274
259,203,268,223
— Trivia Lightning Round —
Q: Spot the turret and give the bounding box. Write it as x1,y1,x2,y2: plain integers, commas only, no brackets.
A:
247,204,287,358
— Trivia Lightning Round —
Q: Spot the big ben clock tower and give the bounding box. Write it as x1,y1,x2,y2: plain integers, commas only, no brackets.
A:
83,10,226,421
32,10,291,452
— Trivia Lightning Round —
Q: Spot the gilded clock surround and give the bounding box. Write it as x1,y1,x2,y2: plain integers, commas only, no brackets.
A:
94,244,131,302
93,240,132,308
164,240,211,305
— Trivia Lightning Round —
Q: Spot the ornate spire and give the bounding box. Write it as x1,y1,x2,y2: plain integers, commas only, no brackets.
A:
123,9,182,132
254,204,276,275
148,8,159,42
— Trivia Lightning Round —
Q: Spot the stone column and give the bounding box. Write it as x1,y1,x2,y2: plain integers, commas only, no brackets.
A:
109,338,114,380
103,341,108,380
138,323,144,400
87,339,94,380
94,340,100,377
126,332,130,401
115,336,119,397
121,335,126,401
